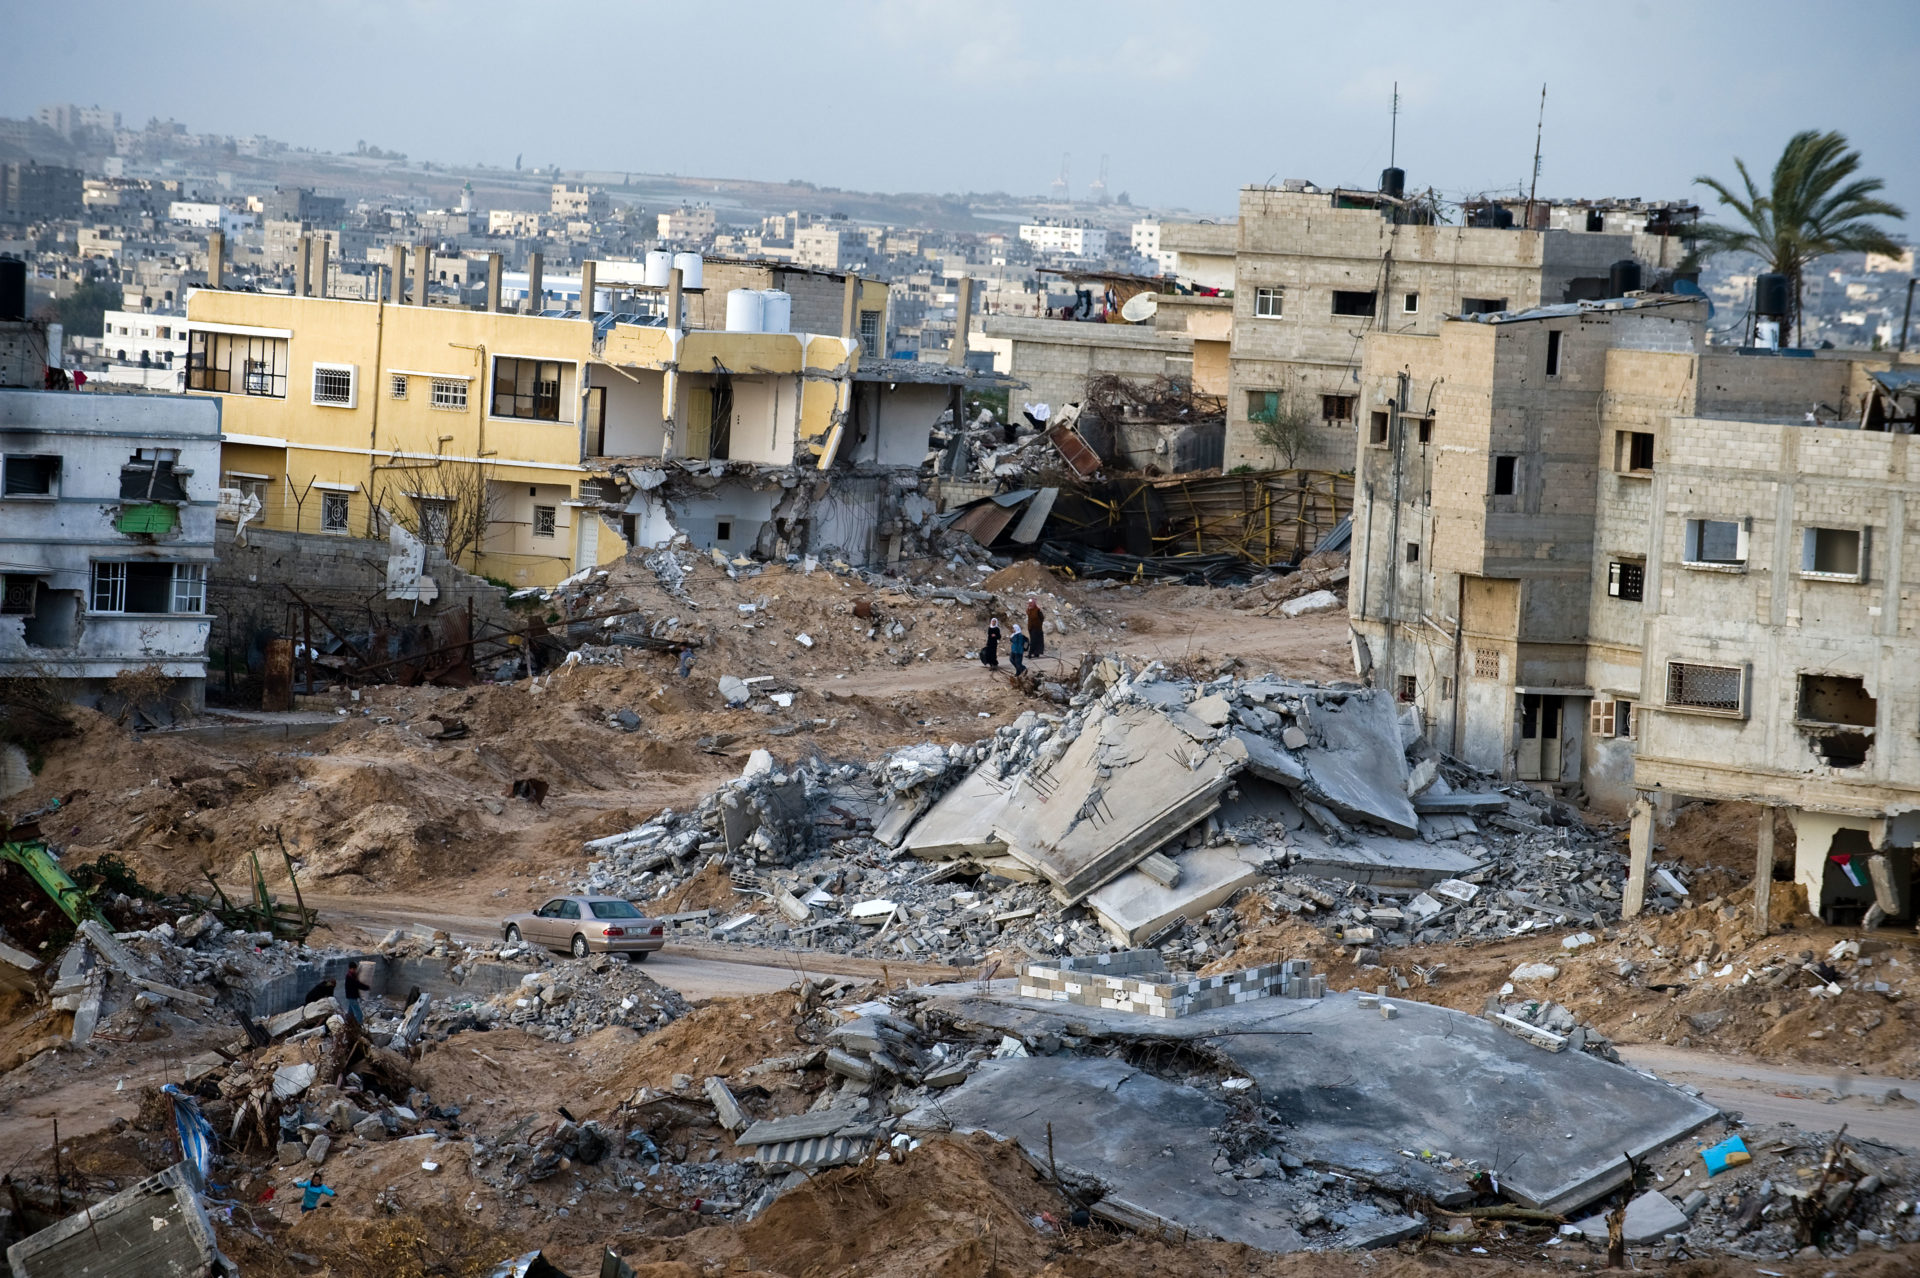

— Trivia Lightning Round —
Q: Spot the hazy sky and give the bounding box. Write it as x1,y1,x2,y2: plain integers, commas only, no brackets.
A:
7,0,1916,227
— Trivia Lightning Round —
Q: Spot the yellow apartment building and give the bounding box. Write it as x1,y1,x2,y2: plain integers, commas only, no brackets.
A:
184,279,867,587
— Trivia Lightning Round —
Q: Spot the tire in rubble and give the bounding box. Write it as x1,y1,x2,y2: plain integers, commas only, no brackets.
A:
505,925,522,944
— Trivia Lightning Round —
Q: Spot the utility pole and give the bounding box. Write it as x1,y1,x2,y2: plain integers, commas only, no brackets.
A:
1524,84,1546,228
1390,81,1399,169
1900,277,1915,353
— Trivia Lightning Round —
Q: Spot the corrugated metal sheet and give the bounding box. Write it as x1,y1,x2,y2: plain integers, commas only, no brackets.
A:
951,500,1022,545
1007,487,1059,544
1047,421,1103,477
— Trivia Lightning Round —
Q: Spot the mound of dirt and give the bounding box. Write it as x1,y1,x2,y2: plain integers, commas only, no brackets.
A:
981,559,1066,596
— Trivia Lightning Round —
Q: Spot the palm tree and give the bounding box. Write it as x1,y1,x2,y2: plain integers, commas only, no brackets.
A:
1691,130,1907,346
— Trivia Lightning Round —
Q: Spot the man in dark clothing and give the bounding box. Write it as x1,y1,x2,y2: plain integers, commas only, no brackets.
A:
980,618,1001,670
1009,625,1028,676
1025,597,1046,658
342,963,369,1024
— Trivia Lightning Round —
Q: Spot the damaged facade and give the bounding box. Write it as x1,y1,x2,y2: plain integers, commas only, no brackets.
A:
1345,290,1920,923
185,258,992,587
1,344,220,708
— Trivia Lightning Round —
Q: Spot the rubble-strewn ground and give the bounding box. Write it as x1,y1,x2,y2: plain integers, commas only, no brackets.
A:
5,550,1919,1275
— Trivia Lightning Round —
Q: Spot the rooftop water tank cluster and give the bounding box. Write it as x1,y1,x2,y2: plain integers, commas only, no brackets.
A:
726,288,793,334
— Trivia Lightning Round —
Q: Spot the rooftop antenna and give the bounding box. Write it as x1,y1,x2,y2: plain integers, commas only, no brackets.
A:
1389,81,1399,169
1524,84,1546,228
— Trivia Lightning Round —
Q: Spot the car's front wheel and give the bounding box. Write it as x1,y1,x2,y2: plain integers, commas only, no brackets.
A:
505,925,521,944
571,934,589,959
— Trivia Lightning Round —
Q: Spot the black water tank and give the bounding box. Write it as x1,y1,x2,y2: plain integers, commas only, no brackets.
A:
1609,259,1643,296
1379,167,1406,199
1755,273,1790,318
1494,208,1515,229
0,258,25,322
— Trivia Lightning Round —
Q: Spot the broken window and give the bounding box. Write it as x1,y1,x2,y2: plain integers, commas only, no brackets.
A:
1590,697,1635,739
1369,411,1389,446
1254,287,1284,318
1608,560,1645,601
431,378,468,411
1460,297,1507,315
1396,674,1417,703
1405,541,1420,563
1320,394,1355,422
1403,292,1419,314
90,561,203,613
120,452,188,502
1666,660,1744,713
492,357,563,421
716,519,734,542
1615,431,1655,473
1331,290,1376,318
1684,518,1746,566
1585,209,1606,233
1493,455,1518,496
311,363,356,407
1795,673,1876,769
1473,648,1500,679
1247,391,1280,425
321,492,350,532
3,455,59,497
1415,417,1432,444
532,504,556,538
1546,330,1565,377
390,372,408,400
187,330,287,397
1801,527,1864,579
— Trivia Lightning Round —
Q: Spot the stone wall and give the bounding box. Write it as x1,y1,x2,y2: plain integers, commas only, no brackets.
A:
1018,956,1324,1019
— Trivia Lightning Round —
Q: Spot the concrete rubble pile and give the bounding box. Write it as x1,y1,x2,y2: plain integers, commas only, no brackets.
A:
581,656,1686,969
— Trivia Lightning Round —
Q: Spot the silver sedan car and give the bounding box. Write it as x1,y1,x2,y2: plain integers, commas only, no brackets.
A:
502,895,665,960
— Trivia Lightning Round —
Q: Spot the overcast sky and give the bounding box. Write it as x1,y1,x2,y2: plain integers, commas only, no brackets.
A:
7,0,1915,228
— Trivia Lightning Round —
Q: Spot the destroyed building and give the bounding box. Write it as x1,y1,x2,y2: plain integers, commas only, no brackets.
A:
1,314,221,710
1345,289,1920,924
184,251,1009,587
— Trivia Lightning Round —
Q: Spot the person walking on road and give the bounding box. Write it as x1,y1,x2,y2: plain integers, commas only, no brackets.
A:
1008,625,1028,676
1025,596,1046,658
980,618,1001,670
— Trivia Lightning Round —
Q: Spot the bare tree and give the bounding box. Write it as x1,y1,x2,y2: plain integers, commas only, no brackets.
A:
373,459,499,569
1249,387,1316,469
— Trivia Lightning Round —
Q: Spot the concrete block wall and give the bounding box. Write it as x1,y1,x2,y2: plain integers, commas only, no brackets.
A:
1019,957,1321,1019
244,952,535,1020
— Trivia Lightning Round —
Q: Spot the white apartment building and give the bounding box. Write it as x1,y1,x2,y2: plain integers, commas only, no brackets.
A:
168,202,255,236
97,309,189,370
1018,221,1109,258
657,205,717,243
1130,221,1177,274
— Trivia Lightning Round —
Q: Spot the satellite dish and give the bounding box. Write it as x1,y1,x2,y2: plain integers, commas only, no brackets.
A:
1119,292,1159,323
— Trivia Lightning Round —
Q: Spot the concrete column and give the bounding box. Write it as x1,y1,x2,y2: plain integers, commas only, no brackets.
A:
312,237,329,299
294,235,311,297
947,276,972,368
525,251,543,314
207,231,225,288
666,267,682,332
840,274,858,341
485,251,502,313
579,260,597,319
388,244,405,304
415,241,432,306
1753,806,1774,935
1623,794,1654,919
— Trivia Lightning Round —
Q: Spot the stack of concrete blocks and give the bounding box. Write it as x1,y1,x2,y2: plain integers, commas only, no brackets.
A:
1017,951,1324,1020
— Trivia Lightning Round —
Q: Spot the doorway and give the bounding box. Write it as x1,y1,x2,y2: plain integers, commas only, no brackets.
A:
1518,694,1562,782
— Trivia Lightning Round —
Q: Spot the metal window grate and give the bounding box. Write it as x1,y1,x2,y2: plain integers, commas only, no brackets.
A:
1667,661,1742,711
390,373,408,400
1473,648,1499,679
431,378,468,411
321,492,350,532
313,366,354,405
532,504,556,538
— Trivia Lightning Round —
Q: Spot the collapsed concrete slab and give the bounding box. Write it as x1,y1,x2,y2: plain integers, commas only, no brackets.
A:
1286,828,1486,888
898,767,1012,860
1290,693,1418,836
1085,844,1270,944
994,704,1240,904
925,985,1717,1217
6,1161,228,1277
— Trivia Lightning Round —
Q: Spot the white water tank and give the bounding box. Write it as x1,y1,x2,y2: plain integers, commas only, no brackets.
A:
644,250,673,288
671,252,703,290
758,288,792,334
725,288,764,333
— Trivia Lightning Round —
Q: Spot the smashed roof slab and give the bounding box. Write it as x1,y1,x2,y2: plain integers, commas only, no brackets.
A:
924,986,1717,1219
7,1161,226,1277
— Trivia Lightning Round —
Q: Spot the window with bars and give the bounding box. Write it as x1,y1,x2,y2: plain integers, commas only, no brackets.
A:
187,331,287,397
492,357,563,420
321,492,350,532
1667,661,1743,713
1608,560,1645,601
431,378,468,411
532,504,556,538
390,373,409,400
311,363,356,407
859,309,882,351
1473,648,1500,679
415,497,450,546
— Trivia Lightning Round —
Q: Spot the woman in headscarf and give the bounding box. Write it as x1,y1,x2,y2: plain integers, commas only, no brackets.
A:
1008,624,1028,676
1025,596,1046,658
981,617,1001,670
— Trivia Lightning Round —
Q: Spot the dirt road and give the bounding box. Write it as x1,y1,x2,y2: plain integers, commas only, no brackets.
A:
1618,1044,1920,1149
